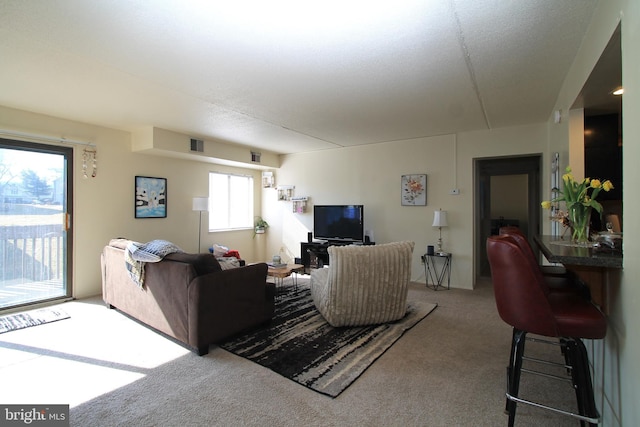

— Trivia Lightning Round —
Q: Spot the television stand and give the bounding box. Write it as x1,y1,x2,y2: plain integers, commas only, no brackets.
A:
300,239,374,273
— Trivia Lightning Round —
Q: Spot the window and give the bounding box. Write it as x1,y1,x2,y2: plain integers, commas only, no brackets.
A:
208,172,253,231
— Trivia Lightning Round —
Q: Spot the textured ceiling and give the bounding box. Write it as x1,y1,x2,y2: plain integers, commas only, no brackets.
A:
0,0,600,154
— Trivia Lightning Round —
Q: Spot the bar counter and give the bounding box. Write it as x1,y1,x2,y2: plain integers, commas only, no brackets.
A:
534,235,622,269
534,235,622,312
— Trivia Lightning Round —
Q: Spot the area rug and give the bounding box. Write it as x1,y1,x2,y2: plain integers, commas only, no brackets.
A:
0,307,70,334
219,286,437,397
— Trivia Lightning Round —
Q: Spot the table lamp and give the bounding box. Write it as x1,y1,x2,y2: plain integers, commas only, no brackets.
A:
432,209,448,255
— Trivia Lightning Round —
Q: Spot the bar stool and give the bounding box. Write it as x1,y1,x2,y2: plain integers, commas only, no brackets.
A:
498,226,590,299
498,226,567,277
486,235,606,426
496,228,590,415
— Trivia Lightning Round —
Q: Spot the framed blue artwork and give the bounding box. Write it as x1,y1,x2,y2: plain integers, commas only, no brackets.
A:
135,176,167,218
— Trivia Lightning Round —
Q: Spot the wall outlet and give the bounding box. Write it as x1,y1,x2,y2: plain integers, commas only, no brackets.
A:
449,188,460,195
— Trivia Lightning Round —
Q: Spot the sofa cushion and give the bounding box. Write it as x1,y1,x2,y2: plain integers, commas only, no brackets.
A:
165,253,222,275
217,257,242,270
110,238,221,279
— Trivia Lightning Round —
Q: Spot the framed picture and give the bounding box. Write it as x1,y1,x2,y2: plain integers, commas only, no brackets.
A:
401,174,427,206
135,176,167,218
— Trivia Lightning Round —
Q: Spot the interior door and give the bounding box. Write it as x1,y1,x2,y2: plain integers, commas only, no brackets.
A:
475,155,541,279
0,139,72,310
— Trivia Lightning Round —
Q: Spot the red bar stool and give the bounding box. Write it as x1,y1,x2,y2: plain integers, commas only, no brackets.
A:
498,226,590,299
498,226,567,278
486,235,606,426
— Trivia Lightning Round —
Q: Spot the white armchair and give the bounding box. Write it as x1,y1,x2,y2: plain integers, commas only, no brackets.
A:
310,241,415,327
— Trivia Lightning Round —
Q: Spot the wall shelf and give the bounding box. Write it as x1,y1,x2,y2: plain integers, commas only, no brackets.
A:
277,185,295,201
262,171,275,188
291,196,308,213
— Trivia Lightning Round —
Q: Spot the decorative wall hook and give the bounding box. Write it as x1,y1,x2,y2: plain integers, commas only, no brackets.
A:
83,148,97,178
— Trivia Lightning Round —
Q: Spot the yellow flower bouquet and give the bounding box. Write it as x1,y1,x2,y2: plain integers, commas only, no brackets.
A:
541,166,614,243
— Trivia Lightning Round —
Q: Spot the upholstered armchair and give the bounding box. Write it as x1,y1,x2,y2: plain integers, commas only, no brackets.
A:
310,241,415,327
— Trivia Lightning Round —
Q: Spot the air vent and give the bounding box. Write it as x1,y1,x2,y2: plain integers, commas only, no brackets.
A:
251,151,261,163
190,138,204,152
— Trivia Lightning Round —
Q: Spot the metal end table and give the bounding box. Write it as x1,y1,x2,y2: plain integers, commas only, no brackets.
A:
424,252,452,290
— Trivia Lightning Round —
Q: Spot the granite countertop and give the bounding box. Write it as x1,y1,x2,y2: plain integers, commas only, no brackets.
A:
534,235,622,269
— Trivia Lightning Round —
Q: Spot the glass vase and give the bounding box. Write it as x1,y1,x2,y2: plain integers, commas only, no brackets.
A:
569,204,592,244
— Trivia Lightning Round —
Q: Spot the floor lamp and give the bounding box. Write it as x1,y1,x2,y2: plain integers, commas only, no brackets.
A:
432,208,449,255
192,197,209,253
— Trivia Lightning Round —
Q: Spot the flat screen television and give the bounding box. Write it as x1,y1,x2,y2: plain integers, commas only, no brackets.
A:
313,205,364,243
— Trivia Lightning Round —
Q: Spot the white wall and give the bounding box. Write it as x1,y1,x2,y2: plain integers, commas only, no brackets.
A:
266,134,456,284
269,124,550,290
0,106,265,299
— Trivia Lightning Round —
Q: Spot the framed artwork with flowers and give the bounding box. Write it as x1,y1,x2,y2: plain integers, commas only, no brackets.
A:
401,174,427,206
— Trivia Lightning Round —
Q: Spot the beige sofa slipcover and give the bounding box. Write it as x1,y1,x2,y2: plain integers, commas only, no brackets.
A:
310,241,415,327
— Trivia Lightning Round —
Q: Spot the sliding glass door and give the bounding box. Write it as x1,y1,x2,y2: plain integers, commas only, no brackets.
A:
0,139,72,310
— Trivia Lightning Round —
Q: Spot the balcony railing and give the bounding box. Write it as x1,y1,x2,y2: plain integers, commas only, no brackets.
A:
0,224,65,308
0,224,63,282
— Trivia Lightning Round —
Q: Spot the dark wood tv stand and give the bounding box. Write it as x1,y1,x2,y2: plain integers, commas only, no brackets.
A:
300,240,374,273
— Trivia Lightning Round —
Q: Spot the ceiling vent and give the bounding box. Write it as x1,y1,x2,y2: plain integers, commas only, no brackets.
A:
190,138,204,152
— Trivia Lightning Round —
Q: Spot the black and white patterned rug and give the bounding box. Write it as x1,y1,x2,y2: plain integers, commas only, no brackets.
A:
219,285,437,397
0,307,69,334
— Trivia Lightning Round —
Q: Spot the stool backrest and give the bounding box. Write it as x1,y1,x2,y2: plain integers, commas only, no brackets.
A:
498,227,551,296
486,235,558,336
498,225,521,235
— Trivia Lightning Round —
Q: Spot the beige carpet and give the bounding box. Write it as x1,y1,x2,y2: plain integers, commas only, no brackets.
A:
0,278,580,426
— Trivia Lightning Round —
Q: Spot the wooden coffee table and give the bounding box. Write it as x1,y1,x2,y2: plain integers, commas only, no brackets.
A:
267,263,304,293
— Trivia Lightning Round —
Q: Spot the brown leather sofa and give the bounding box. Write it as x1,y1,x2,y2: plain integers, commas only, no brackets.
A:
101,239,274,355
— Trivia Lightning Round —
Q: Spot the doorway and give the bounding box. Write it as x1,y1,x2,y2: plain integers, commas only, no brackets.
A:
0,139,73,310
474,154,542,279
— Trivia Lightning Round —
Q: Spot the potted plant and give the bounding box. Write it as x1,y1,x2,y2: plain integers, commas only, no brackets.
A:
254,216,269,237
541,166,614,243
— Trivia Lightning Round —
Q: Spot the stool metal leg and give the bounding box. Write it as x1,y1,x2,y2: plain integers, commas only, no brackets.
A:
567,338,600,426
563,340,587,422
505,328,518,413
506,329,527,427
505,334,601,426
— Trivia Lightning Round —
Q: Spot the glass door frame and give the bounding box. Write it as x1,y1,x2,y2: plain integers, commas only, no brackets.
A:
0,138,73,310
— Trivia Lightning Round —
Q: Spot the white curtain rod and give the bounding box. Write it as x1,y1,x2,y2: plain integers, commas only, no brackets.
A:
0,129,95,148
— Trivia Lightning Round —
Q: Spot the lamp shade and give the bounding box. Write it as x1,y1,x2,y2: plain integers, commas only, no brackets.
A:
192,197,209,212
432,209,448,227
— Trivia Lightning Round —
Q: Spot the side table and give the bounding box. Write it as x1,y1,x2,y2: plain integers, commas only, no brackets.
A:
424,252,452,290
267,263,304,294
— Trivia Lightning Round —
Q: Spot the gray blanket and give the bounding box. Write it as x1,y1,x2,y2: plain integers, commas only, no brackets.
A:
125,240,184,288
